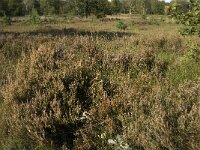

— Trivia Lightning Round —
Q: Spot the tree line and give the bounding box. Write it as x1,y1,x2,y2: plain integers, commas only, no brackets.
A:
0,0,197,18
0,0,169,17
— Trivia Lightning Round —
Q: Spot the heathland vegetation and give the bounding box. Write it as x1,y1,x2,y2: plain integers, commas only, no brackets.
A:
0,0,200,149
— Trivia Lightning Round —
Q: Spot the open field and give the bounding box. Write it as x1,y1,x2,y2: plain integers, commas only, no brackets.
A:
0,15,200,150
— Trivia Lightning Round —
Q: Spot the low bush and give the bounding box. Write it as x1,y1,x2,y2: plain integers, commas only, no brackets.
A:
142,12,147,20
2,14,11,25
116,21,128,30
30,8,41,25
164,81,200,149
178,27,196,36
43,16,57,24
149,17,160,25
184,43,200,62
2,38,125,149
124,79,200,150
95,12,106,19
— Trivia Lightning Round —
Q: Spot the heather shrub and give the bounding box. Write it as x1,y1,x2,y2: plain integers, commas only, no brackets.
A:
2,38,125,149
0,29,199,150
164,81,200,149
1,41,23,60
0,34,55,87
133,49,156,72
120,74,168,150
119,75,200,150
0,101,47,150
103,52,133,74
153,59,169,78
131,35,184,53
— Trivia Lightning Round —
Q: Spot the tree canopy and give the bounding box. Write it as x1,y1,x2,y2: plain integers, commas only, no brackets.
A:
0,0,169,17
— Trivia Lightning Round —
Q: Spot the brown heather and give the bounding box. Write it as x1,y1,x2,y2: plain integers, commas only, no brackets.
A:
0,19,200,149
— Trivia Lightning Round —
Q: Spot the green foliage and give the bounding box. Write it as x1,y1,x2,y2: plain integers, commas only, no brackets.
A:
184,43,200,62
142,11,147,20
39,0,58,15
43,16,57,24
178,26,195,36
167,43,200,86
0,95,3,105
2,14,11,25
76,0,92,18
0,0,24,16
111,0,122,14
74,0,109,18
30,8,41,25
171,0,200,36
149,16,160,25
168,60,200,86
150,0,165,14
0,0,168,18
95,12,106,19
93,0,110,18
116,20,128,30
178,26,200,36
130,20,135,26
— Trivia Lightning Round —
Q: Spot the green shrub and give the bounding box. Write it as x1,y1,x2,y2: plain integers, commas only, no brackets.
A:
0,95,3,105
130,20,135,26
171,0,200,36
2,14,11,25
116,21,128,30
160,16,165,22
43,16,57,24
95,12,106,19
30,8,41,25
178,27,196,36
167,43,200,85
149,17,160,25
167,61,200,86
141,11,147,20
64,14,74,20
184,44,200,62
